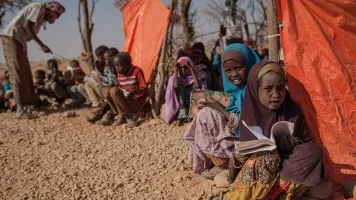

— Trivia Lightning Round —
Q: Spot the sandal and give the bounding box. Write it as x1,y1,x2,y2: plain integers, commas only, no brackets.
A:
96,117,114,126
111,114,126,126
87,115,101,124
16,112,37,120
125,114,137,127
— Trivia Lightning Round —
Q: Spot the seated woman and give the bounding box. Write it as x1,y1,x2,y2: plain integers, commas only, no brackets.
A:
183,44,260,178
225,61,323,200
163,56,200,125
190,48,213,90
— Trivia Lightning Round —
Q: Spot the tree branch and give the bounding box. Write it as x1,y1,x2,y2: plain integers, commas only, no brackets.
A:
77,0,87,54
89,0,98,30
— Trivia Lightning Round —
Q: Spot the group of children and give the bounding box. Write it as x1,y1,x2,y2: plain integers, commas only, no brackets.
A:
1,45,149,127
175,43,324,200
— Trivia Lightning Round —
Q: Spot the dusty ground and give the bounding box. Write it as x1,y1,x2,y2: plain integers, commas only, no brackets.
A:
0,108,224,200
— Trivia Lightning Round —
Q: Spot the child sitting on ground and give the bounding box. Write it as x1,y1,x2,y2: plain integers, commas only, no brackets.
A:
163,57,200,125
3,71,16,111
84,45,109,108
108,52,148,126
87,47,120,125
34,69,59,107
64,60,88,108
46,59,69,103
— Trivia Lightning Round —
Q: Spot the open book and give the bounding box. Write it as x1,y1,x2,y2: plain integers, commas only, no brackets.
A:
234,120,295,155
189,90,230,118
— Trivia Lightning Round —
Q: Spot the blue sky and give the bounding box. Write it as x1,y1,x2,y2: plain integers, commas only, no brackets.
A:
0,0,239,63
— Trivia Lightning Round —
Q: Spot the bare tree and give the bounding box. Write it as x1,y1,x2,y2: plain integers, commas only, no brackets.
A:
202,0,267,45
78,0,98,72
181,0,194,46
0,0,32,27
245,0,267,43
113,0,126,9
266,0,279,61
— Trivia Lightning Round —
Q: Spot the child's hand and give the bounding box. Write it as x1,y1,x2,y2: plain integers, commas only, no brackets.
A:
127,91,138,100
197,97,224,113
279,133,299,152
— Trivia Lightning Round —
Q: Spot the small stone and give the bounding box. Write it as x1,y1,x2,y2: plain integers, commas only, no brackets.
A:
154,190,162,194
214,170,229,188
126,183,136,189
115,182,124,189
174,176,182,183
130,188,138,193
107,189,114,196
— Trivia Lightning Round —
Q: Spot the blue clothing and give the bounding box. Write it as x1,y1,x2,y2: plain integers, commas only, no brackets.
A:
104,66,118,86
3,81,12,94
221,43,260,118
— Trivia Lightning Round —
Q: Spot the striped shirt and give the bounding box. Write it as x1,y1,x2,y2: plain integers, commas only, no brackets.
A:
117,66,147,98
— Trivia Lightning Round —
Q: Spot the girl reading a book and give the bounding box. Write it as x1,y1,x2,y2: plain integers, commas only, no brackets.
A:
225,61,323,200
183,44,260,178
163,57,200,125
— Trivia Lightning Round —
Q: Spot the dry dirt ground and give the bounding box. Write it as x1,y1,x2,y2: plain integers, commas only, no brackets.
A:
0,108,225,200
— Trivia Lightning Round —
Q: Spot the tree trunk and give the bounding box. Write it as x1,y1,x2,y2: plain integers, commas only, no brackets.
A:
181,0,192,47
154,0,177,116
78,0,95,72
266,0,280,62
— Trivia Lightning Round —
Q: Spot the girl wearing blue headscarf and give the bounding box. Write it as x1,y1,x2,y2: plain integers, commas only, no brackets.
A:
183,43,260,177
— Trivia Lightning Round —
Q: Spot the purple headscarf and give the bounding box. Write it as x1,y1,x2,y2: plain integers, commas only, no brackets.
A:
163,57,197,124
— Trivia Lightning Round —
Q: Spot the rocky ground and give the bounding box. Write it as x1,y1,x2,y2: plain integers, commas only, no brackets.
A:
0,108,224,200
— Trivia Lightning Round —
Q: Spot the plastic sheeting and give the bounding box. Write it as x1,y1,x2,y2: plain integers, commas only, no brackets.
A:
277,0,356,184
121,0,170,82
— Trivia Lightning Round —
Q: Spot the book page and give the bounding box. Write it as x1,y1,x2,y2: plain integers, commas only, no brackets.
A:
241,120,270,140
235,140,276,155
271,121,295,142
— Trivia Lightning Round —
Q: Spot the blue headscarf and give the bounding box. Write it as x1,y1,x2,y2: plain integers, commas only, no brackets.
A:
221,43,260,117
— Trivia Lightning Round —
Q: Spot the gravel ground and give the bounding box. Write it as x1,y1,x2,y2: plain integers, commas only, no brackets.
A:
0,108,224,200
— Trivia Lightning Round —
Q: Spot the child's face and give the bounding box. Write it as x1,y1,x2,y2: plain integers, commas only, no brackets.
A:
190,53,202,65
258,72,286,111
104,52,110,67
71,62,80,69
35,74,45,85
48,62,59,73
96,54,105,64
223,51,248,87
114,57,130,75
177,63,190,78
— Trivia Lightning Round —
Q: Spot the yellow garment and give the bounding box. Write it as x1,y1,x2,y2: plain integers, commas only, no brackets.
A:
205,154,229,167
224,177,308,200
224,179,277,200
257,63,285,80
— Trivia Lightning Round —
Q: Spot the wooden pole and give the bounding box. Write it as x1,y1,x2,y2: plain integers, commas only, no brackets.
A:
154,0,177,116
266,0,280,62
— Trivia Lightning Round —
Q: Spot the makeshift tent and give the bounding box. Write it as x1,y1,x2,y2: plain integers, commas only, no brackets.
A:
277,0,356,184
121,0,170,82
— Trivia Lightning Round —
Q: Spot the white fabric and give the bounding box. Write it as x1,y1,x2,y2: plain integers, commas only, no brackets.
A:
223,6,247,40
1,2,45,49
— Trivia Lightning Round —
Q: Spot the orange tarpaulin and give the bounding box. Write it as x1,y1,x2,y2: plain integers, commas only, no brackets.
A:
121,0,170,82
277,0,356,184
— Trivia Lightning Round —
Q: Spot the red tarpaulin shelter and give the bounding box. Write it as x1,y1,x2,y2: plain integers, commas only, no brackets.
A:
277,0,356,186
121,0,170,82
